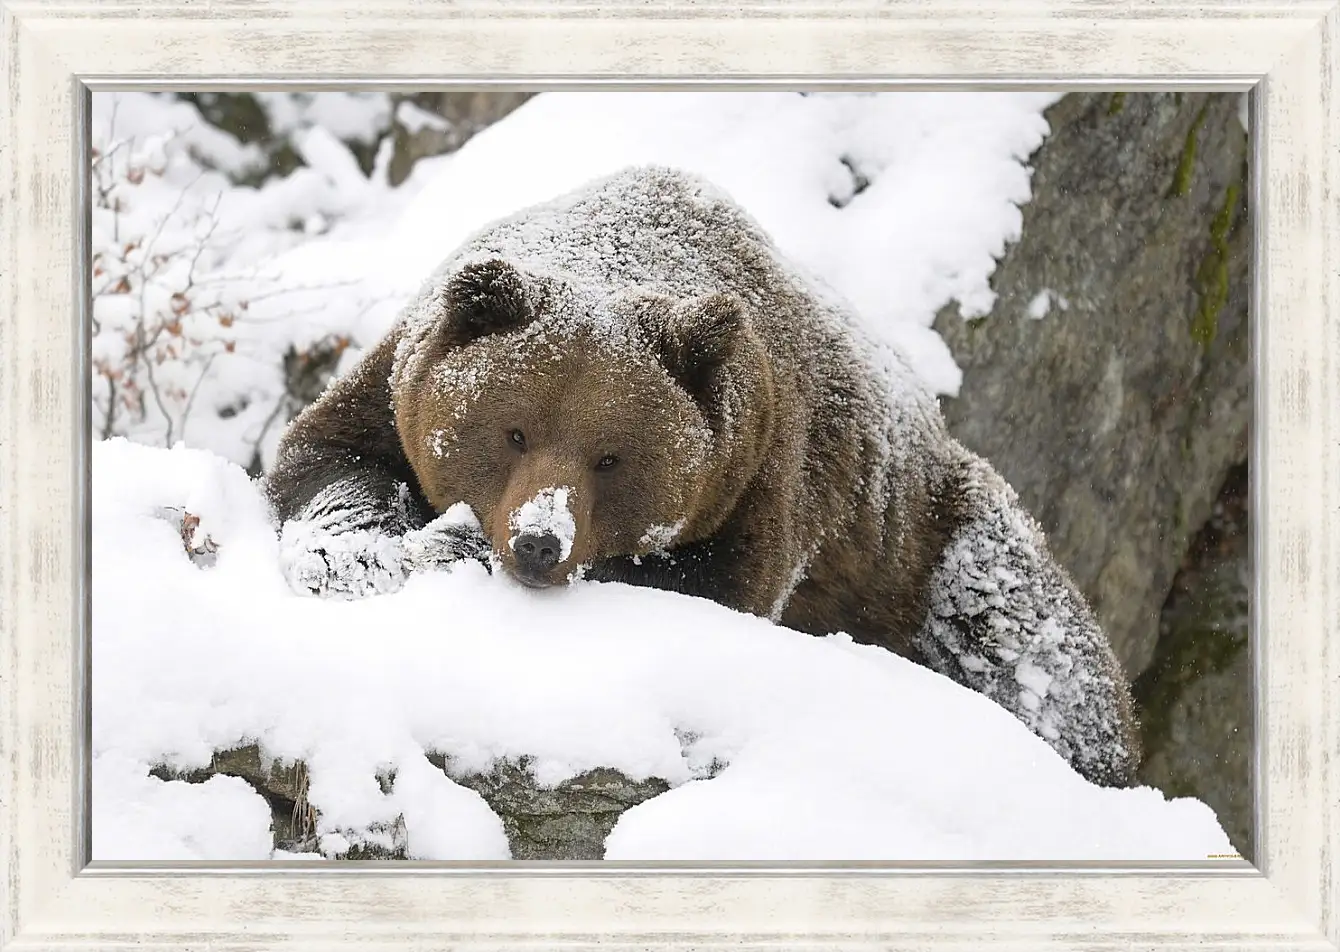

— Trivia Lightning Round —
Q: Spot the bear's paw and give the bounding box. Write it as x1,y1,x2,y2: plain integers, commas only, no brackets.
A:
401,505,493,576
277,520,410,600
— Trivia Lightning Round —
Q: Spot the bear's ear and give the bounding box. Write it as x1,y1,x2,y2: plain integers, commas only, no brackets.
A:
644,292,747,396
442,259,535,343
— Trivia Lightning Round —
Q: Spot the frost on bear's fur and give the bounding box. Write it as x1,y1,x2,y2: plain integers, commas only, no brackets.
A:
266,165,1138,788
916,453,1137,787
277,476,489,598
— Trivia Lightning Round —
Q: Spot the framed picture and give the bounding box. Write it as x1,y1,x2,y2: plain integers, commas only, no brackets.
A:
2,1,1337,949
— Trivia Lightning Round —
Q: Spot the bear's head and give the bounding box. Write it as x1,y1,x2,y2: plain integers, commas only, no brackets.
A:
395,258,773,589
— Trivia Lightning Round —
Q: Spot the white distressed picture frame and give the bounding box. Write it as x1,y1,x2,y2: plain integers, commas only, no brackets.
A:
1,1,1337,948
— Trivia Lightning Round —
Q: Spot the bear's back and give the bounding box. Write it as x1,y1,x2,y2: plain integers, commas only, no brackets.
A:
440,166,793,304
403,166,938,430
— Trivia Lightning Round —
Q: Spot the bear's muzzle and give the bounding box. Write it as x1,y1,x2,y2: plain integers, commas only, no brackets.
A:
510,532,563,586
499,484,583,588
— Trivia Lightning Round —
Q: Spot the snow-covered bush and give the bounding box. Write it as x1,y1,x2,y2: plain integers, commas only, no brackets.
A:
89,93,398,468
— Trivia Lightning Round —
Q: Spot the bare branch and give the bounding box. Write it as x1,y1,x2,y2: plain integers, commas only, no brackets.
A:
177,353,218,446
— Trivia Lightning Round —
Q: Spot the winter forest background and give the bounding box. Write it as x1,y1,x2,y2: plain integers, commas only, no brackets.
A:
90,90,1252,862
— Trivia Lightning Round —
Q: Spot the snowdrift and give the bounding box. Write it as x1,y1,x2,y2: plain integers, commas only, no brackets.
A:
93,91,1067,470
93,438,1231,861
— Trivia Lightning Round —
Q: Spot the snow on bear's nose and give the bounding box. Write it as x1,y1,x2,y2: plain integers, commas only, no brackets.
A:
506,487,578,584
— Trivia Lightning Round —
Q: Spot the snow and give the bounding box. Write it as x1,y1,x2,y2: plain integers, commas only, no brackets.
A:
93,438,1231,861
254,91,393,147
396,98,451,135
278,513,408,599
295,124,374,203
1026,288,1069,319
90,90,1059,471
93,751,276,861
507,487,578,561
639,519,684,552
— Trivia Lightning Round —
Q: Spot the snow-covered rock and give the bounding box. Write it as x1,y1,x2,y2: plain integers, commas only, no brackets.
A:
93,438,1231,861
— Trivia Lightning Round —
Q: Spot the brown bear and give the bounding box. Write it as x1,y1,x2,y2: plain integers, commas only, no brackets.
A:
265,166,1139,788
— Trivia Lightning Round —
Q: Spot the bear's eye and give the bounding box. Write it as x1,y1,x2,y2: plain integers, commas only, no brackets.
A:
508,429,526,451
596,454,619,471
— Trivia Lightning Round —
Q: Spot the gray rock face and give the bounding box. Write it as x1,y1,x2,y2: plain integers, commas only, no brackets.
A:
933,91,1251,678
433,756,670,860
387,92,534,187
1135,463,1252,860
153,746,668,860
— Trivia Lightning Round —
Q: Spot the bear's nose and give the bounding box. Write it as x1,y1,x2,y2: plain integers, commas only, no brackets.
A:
513,532,562,575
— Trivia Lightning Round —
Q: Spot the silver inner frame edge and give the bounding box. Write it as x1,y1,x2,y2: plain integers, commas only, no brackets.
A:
71,77,1265,877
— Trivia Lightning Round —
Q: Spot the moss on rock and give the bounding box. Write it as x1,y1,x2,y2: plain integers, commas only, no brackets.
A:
1191,175,1244,350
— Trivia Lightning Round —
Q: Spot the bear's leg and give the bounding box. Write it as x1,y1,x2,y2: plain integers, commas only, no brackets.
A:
914,461,1140,788
271,469,491,600
265,335,490,599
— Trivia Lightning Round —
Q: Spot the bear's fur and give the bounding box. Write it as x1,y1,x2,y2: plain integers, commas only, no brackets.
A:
266,166,1139,787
